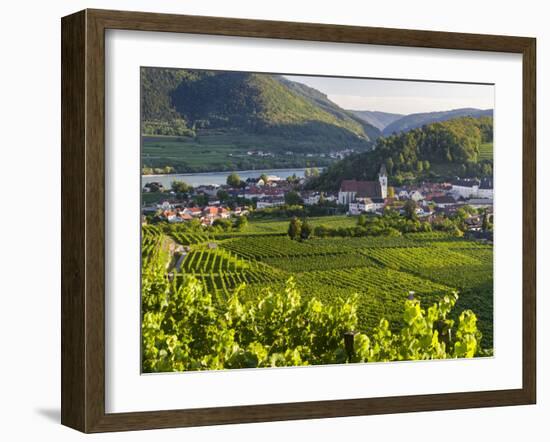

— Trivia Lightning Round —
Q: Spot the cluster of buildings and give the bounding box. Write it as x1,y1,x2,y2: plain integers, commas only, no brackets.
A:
336,165,494,224
143,162,494,233
145,201,248,226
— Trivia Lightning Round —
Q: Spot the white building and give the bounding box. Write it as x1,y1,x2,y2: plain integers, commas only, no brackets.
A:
256,198,285,209
451,178,493,199
409,190,424,202
302,193,321,206
348,198,375,215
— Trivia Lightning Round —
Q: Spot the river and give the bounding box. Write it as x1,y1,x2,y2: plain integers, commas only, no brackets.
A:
141,168,317,188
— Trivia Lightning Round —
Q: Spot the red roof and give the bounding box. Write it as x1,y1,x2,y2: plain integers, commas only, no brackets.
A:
204,206,218,215
340,180,382,198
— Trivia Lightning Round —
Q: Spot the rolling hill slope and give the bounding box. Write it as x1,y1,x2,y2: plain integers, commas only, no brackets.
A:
141,68,380,152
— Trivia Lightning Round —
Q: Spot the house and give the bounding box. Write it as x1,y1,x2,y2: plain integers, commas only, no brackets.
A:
451,177,493,199
451,178,480,198
233,206,250,217
195,185,220,197
302,192,321,206
432,195,457,208
397,189,410,200
256,198,285,209
203,206,219,219
176,212,193,221
183,207,202,217
477,178,494,198
464,216,483,231
338,164,388,205
158,201,173,211
348,198,375,215
409,190,424,202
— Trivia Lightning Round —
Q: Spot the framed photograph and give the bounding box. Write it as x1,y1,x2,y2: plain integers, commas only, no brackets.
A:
61,9,536,433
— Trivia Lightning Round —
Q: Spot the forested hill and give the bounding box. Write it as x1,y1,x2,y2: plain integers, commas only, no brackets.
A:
309,116,494,190
382,108,493,136
141,68,380,151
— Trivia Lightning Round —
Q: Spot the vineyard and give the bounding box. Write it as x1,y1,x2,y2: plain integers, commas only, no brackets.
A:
142,215,493,347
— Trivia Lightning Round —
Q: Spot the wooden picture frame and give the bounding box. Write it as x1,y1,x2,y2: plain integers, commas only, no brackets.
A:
61,8,536,433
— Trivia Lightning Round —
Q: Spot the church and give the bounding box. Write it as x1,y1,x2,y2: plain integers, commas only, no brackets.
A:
338,164,388,206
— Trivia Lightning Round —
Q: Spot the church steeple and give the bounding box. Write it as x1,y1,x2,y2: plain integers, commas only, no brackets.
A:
378,164,388,198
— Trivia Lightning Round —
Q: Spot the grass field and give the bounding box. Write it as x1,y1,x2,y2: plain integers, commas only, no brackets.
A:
144,214,494,348
142,130,338,172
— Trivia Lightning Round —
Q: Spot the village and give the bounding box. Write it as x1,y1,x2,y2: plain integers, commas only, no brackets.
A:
142,165,493,233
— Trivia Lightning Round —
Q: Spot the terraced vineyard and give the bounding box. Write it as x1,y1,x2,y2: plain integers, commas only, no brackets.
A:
142,216,493,348
479,142,494,161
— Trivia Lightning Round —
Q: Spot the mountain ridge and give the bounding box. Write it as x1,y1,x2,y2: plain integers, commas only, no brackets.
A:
382,107,493,136
348,110,404,131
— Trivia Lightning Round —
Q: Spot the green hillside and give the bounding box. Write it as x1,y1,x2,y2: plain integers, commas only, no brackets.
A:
310,115,494,189
140,68,381,172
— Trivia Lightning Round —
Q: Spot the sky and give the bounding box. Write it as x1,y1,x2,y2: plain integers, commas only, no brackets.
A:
284,75,494,115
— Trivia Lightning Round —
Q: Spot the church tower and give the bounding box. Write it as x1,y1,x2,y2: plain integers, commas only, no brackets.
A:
378,164,388,198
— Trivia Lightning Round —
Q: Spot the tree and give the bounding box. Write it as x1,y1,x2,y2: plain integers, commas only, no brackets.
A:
193,194,209,207
259,174,269,184
288,217,302,240
300,220,312,240
227,172,241,188
357,214,366,227
171,180,191,194
216,189,229,201
403,199,418,221
235,215,248,231
387,186,395,199
212,218,232,231
285,191,302,206
286,174,299,184
423,160,430,171
385,157,394,174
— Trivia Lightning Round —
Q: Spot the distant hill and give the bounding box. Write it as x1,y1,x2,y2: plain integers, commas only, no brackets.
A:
309,115,494,190
382,108,493,136
349,110,404,131
141,68,380,153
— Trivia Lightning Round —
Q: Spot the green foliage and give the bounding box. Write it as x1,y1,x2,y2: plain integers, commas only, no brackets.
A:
382,108,492,136
226,172,241,187
288,217,302,240
171,180,192,194
300,220,313,240
284,191,302,206
403,200,418,221
146,217,493,350
142,269,483,372
235,215,248,231
310,116,493,190
140,68,380,172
